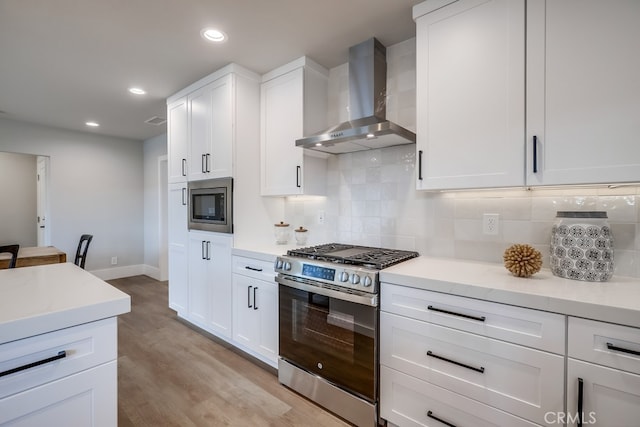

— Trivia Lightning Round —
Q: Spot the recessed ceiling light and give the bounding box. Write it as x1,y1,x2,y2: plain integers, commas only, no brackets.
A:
201,28,227,43
129,87,146,95
85,121,100,127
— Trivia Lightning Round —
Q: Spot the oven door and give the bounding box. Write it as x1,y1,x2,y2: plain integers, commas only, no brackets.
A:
278,278,378,402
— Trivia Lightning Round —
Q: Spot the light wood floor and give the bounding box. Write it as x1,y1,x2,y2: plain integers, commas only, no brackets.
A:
108,275,351,427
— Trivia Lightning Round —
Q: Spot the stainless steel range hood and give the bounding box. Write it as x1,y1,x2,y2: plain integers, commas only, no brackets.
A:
296,38,416,154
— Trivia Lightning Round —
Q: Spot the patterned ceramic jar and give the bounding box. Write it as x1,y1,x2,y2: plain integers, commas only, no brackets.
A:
550,211,614,282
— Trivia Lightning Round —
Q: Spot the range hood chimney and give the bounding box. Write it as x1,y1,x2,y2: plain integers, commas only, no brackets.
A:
296,38,416,154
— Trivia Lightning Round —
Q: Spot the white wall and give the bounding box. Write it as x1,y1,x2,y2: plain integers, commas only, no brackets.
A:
0,117,144,274
0,152,37,246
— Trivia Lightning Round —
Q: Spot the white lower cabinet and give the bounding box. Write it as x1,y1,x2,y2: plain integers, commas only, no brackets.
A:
232,256,278,367
380,284,565,426
0,318,118,426
187,231,233,338
381,366,539,427
566,317,640,426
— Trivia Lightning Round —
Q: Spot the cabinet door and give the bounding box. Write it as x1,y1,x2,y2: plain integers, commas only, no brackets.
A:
168,183,188,315
187,233,210,327
188,75,234,181
167,97,188,183
0,361,116,427
255,279,278,362
414,0,525,190
260,67,304,195
232,274,259,347
567,359,640,427
527,0,640,186
207,234,233,338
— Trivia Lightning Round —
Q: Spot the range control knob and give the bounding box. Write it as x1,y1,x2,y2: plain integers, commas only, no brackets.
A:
350,274,360,285
339,271,350,282
275,260,283,269
362,276,373,287
283,262,292,271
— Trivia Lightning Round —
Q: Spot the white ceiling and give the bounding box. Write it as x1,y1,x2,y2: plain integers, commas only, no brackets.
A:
0,0,421,141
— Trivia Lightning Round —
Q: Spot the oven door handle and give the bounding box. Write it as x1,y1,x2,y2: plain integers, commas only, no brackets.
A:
276,275,378,307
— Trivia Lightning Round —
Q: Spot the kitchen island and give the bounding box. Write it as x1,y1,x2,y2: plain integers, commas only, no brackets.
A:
0,262,131,426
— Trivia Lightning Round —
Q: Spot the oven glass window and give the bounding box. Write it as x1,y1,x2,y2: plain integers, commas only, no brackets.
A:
192,189,225,222
279,285,377,401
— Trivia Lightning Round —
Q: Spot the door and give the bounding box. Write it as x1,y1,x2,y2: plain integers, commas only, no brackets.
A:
278,284,378,401
526,0,640,186
414,0,525,190
36,156,50,246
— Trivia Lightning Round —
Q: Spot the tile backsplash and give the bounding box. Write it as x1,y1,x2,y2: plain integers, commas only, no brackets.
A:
283,37,640,279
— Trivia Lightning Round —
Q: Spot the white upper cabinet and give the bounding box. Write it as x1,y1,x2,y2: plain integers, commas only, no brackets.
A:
414,0,640,190
526,0,640,186
167,97,188,183
167,64,260,182
414,0,526,190
260,57,329,196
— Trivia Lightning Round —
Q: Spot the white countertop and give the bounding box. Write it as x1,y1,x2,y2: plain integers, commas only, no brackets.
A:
380,256,640,328
232,243,300,262
0,263,131,345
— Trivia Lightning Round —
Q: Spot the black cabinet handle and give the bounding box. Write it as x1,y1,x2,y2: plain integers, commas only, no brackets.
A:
253,287,258,310
206,153,211,173
0,350,67,378
606,342,640,356
427,410,456,427
181,187,187,206
532,135,538,173
201,240,206,259
245,266,263,272
181,158,187,176
201,154,207,173
427,305,486,322
427,350,485,373
418,150,423,180
578,377,584,427
206,241,211,260
247,285,253,308
296,166,301,188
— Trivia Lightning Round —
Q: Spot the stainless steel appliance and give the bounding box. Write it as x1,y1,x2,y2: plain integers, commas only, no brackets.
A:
188,177,233,233
275,243,419,426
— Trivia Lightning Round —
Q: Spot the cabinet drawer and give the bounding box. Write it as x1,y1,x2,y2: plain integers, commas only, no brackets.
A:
381,366,540,427
568,317,640,375
232,256,276,282
0,318,117,399
381,283,565,354
381,311,563,425
567,359,640,427
0,360,116,426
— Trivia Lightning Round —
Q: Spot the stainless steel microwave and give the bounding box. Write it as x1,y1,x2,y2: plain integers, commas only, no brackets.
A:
188,177,233,233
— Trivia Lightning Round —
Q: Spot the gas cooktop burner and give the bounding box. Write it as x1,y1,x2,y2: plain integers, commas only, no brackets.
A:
287,243,418,270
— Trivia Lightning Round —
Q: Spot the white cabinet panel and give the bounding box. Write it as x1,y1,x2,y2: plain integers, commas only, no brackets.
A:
382,282,565,354
527,0,640,186
167,97,188,183
381,311,564,425
414,0,525,190
168,182,188,315
567,359,640,427
381,366,540,427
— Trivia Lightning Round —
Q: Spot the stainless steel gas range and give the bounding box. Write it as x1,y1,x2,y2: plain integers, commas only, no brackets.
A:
275,243,419,426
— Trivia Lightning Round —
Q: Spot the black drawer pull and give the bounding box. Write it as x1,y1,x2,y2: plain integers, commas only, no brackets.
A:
245,266,263,272
0,350,67,378
606,342,640,357
427,410,456,427
427,305,486,322
577,377,584,427
427,350,485,373
253,287,258,310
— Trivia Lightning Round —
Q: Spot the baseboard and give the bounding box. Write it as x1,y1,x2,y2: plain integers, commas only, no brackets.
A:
89,264,145,280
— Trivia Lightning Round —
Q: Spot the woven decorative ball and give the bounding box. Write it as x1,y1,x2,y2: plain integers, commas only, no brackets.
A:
503,244,543,278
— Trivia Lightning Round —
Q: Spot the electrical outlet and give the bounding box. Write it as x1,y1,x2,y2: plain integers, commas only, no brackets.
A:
111,256,118,265
483,213,499,235
317,210,325,225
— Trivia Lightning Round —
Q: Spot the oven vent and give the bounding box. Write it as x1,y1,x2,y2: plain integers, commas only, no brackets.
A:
145,116,167,125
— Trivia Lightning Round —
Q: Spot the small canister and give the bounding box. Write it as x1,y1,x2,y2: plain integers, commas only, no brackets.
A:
294,226,308,245
550,211,614,282
274,221,290,244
